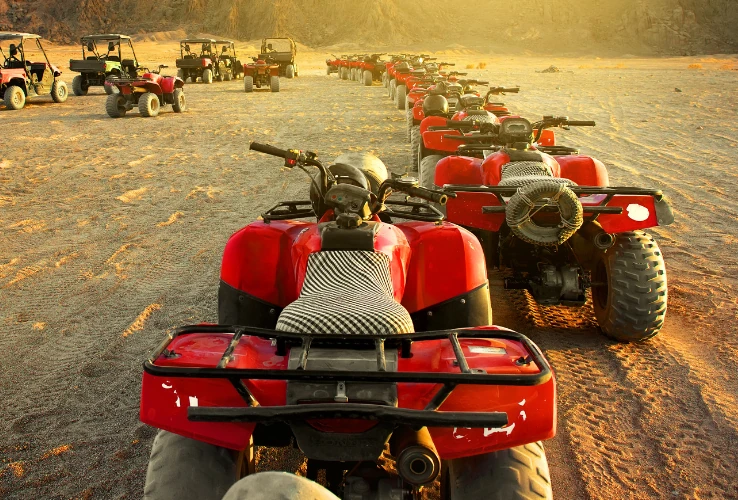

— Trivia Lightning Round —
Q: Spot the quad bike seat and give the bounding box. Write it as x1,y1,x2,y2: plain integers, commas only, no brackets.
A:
460,95,485,108
276,251,414,335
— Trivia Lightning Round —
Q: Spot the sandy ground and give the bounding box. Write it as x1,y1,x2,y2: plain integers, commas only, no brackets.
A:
1,41,738,499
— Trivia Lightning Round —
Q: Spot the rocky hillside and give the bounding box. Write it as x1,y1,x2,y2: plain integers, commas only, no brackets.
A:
0,0,736,54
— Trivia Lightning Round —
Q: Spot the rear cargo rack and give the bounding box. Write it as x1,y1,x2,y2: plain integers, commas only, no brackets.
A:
143,325,552,427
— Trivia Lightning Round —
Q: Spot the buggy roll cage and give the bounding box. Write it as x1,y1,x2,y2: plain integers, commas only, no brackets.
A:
0,33,53,72
79,34,138,66
144,324,551,427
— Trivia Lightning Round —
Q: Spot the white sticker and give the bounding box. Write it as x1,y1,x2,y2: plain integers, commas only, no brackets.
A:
468,346,507,355
626,203,650,222
189,396,199,407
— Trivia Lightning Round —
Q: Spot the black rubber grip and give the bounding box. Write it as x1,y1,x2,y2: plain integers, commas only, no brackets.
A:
567,121,596,126
250,142,288,158
406,185,448,205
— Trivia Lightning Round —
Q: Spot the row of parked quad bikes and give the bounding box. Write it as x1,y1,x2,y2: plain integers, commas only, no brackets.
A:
4,35,676,498
133,55,676,499
0,32,297,117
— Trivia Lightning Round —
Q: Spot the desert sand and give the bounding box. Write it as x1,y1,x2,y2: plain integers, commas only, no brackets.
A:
1,39,738,499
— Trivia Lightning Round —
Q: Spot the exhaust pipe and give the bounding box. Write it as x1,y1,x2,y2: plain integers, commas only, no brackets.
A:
393,427,440,486
579,221,615,250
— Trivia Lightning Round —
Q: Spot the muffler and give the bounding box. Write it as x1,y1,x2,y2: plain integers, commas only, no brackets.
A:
578,221,615,250
392,426,440,486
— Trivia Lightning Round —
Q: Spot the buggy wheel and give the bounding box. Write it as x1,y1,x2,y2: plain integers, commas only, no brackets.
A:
396,84,406,110
51,80,68,103
143,430,237,500
443,442,552,500
72,75,88,96
172,88,186,113
216,73,224,82
202,68,213,84
177,69,183,79
410,126,422,171
363,70,372,86
139,92,160,117
224,71,232,81
419,154,443,188
286,64,295,79
270,76,280,92
591,230,667,342
105,93,127,118
4,85,26,110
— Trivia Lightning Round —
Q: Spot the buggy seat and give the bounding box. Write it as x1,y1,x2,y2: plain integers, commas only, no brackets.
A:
276,251,414,335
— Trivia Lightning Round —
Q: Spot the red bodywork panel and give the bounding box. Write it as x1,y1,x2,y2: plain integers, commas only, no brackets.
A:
0,67,27,85
140,325,556,459
220,219,485,314
243,62,279,77
440,152,662,232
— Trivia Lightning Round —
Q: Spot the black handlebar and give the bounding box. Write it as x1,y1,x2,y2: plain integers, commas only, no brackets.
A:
405,185,448,205
566,121,596,127
250,142,288,159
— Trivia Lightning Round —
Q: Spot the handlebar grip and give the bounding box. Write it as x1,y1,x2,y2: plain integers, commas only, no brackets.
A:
249,142,289,158
566,121,596,126
406,185,449,205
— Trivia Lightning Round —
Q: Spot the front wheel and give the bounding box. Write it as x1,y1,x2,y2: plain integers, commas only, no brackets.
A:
104,82,118,95
51,80,68,103
244,76,254,92
172,88,186,113
72,75,88,96
591,230,667,342
444,442,552,500
270,76,280,92
138,92,160,117
143,431,237,500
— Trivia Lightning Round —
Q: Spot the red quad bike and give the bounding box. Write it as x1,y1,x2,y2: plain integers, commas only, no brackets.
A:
326,54,341,76
338,55,352,80
105,65,186,118
243,56,280,93
139,143,557,499
348,55,365,82
425,116,673,342
414,85,521,169
359,53,386,86
404,71,469,142
0,32,68,110
382,54,407,88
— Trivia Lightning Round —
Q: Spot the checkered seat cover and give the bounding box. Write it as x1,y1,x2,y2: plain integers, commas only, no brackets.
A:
276,251,414,335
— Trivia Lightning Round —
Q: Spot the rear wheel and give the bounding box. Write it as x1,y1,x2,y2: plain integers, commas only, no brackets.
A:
444,442,552,500
270,76,280,92
341,67,348,80
172,88,186,113
405,104,413,142
286,64,295,78
382,72,388,88
139,92,160,117
143,430,237,500
202,68,213,84
4,85,26,110
396,84,406,110
105,93,127,118
51,80,68,103
410,126,422,171
363,70,372,86
420,154,443,188
224,71,232,81
72,75,88,96
244,76,254,92
389,79,396,100
177,69,183,79
592,231,667,342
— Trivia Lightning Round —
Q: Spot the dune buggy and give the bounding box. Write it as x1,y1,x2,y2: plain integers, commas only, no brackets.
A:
70,34,139,96
260,37,297,78
215,40,242,81
176,39,222,84
0,32,68,110
105,65,185,118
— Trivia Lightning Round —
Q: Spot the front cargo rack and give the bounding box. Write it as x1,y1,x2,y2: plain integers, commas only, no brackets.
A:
143,325,552,428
